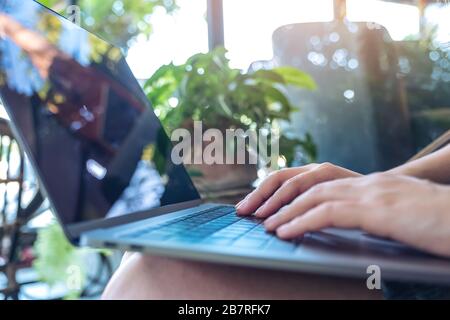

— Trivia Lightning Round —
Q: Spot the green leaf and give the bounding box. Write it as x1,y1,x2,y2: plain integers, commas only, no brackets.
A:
33,220,111,299
144,63,177,87
264,86,295,116
33,222,86,298
272,67,317,90
253,70,286,84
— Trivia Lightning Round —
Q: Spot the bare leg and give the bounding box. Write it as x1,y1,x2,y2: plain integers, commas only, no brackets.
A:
102,253,383,300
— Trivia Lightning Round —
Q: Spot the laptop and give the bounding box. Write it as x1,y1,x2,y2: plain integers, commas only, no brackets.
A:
2,0,450,285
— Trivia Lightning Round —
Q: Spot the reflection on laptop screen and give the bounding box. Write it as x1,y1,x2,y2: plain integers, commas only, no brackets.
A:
0,0,200,226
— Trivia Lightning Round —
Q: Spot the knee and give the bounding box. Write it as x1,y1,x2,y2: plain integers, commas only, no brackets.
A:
102,254,201,300
102,253,164,300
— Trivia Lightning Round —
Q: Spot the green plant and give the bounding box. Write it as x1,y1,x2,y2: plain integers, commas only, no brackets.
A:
144,47,317,166
33,220,110,299
37,0,178,49
399,26,450,113
33,221,87,299
398,26,450,150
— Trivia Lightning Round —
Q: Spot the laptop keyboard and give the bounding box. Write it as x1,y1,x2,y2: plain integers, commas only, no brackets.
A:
122,206,297,251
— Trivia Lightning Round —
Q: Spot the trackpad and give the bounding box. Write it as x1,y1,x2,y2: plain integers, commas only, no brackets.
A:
306,228,422,254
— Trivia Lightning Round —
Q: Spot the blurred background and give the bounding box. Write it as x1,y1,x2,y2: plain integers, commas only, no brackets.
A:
0,0,449,299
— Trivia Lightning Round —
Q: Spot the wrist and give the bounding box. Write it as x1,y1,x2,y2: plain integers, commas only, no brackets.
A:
387,164,421,178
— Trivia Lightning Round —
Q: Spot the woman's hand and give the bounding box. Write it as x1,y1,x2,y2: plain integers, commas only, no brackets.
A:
264,174,450,258
236,163,361,218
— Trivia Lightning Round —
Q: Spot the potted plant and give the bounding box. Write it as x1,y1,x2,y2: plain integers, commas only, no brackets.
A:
144,47,317,192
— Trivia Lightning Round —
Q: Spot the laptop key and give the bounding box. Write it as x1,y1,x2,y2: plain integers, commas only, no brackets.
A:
210,228,243,237
246,233,273,241
161,225,192,232
138,232,173,240
264,238,297,252
171,237,204,244
233,239,270,249
202,238,234,246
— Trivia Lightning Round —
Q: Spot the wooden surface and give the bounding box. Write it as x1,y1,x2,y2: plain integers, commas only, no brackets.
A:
410,129,450,161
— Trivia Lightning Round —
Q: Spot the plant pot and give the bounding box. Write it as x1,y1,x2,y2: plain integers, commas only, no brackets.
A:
180,120,258,193
188,162,257,193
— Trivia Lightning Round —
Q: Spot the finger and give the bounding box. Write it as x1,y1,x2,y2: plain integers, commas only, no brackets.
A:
254,176,306,218
255,166,356,218
236,166,312,215
235,199,245,208
264,179,357,231
235,193,253,213
276,201,366,239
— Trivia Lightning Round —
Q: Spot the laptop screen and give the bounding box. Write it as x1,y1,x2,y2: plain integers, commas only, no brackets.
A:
0,0,200,227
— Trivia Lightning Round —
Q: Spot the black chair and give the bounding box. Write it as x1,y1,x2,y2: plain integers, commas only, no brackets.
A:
271,20,413,173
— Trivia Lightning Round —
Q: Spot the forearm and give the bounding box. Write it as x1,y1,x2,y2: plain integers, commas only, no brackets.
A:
388,145,450,184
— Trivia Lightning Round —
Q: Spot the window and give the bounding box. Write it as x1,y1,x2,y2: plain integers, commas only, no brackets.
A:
126,0,208,79
223,0,334,70
346,0,420,40
425,3,450,44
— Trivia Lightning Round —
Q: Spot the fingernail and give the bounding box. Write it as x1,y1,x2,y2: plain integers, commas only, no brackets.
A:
236,200,247,213
276,225,290,238
264,217,277,230
236,197,247,208
255,204,266,217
